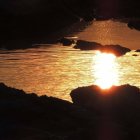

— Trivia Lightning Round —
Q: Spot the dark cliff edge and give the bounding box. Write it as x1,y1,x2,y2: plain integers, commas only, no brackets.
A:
1,83,140,139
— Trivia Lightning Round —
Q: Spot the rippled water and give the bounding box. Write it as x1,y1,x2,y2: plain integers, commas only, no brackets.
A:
0,20,140,101
77,20,140,50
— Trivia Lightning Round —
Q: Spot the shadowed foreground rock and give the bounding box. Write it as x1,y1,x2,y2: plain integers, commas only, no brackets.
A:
71,84,140,139
0,83,96,140
70,85,140,110
1,83,140,139
74,40,131,56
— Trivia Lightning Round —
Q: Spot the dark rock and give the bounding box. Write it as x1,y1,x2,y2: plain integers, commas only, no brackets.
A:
74,40,102,50
1,82,140,139
0,83,95,140
74,40,131,56
71,84,140,106
132,54,139,56
101,45,131,56
70,84,140,120
128,19,140,31
70,84,140,139
58,37,75,46
135,49,140,52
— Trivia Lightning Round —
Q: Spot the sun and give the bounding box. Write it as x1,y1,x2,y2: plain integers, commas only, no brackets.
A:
93,51,119,89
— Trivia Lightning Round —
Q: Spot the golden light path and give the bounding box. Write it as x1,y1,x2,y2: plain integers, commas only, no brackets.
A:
93,51,119,89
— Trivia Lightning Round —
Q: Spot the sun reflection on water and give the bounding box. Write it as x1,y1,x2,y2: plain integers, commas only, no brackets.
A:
93,51,119,89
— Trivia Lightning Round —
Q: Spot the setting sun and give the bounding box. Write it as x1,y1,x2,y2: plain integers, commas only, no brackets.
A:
93,51,119,89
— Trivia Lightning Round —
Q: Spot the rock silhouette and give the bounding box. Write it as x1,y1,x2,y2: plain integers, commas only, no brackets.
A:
132,54,139,56
136,49,140,52
70,84,140,110
58,37,75,46
70,84,140,139
74,40,131,56
128,19,140,31
1,83,140,139
0,83,96,140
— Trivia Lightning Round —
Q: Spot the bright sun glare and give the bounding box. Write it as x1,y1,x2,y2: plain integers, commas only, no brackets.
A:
94,51,119,89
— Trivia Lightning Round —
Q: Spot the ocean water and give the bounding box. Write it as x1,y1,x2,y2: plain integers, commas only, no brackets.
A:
0,20,140,101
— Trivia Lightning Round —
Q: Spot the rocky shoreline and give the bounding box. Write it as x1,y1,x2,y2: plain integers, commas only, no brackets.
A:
1,83,140,139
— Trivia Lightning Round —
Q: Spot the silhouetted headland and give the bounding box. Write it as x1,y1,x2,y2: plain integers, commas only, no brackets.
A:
1,83,140,139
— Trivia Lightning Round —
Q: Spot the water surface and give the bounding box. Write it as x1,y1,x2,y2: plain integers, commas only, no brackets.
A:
0,20,140,101
77,20,140,50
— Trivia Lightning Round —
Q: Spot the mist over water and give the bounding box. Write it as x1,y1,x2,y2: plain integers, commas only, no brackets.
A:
0,20,140,101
